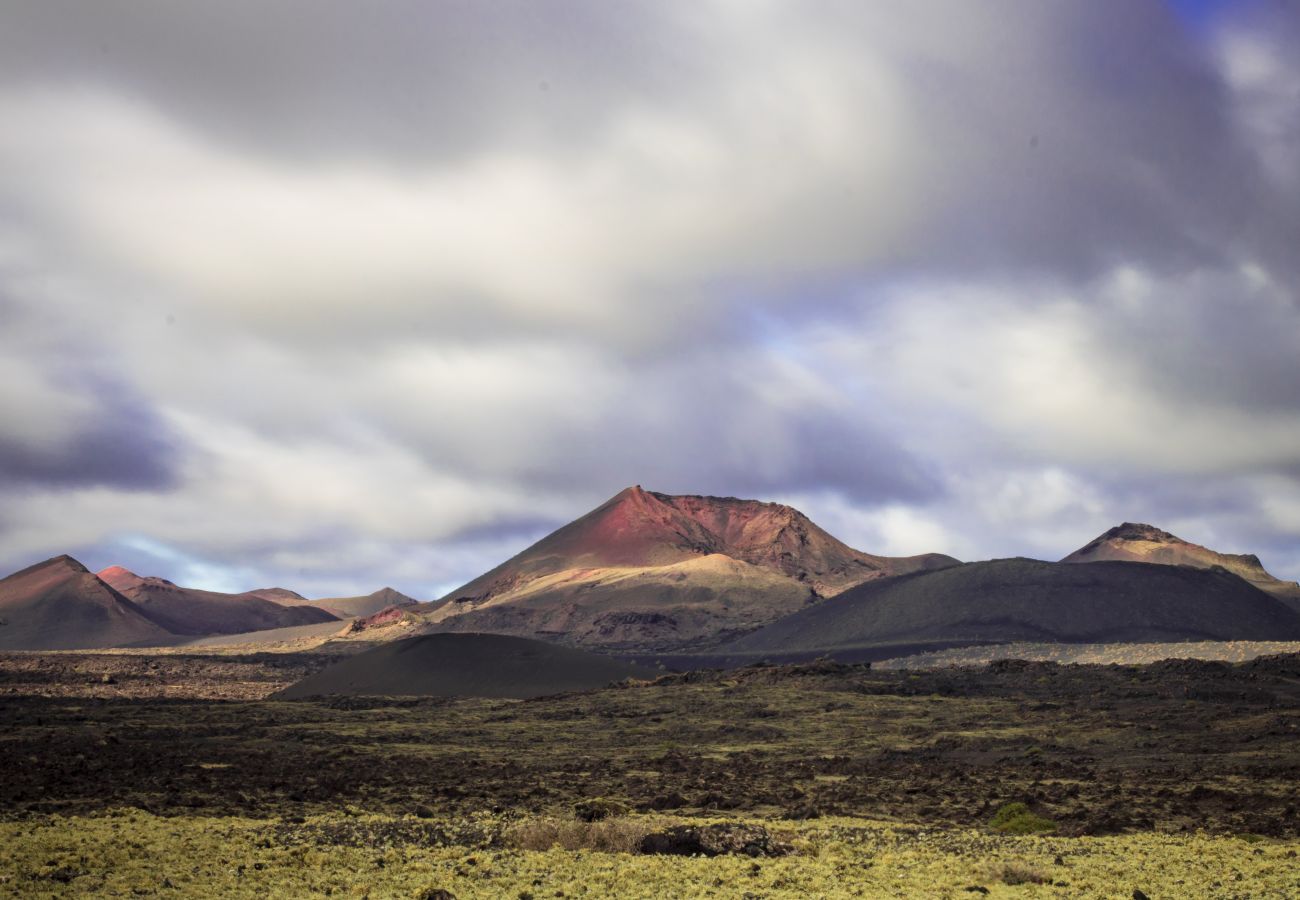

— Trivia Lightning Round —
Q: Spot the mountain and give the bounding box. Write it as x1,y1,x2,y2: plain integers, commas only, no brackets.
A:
247,587,312,605
0,556,172,650
424,486,958,650
1063,523,1300,612
720,557,1300,660
314,587,420,619
276,632,655,700
97,566,339,636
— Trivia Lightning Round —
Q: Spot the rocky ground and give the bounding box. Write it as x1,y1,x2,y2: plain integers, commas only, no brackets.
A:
0,650,341,700
1,652,1298,841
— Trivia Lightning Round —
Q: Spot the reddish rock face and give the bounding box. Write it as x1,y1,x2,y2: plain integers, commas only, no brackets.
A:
444,485,957,607
420,487,960,651
346,603,413,632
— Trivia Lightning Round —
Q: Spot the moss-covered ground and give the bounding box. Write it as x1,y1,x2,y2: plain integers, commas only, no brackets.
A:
2,809,1296,898
2,652,1298,896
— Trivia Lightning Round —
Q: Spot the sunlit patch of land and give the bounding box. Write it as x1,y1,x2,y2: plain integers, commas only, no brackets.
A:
2,810,1297,898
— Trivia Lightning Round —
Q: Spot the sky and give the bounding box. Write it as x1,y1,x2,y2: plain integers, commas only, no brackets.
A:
1,0,1298,598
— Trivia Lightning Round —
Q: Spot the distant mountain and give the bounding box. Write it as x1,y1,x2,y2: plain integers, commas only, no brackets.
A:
314,587,420,619
424,486,958,650
1063,523,1300,612
0,556,172,650
248,587,312,605
720,558,1300,659
97,566,339,636
276,632,655,700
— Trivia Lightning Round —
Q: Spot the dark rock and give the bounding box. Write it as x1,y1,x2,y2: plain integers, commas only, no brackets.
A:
637,823,791,858
645,792,687,810
573,797,630,822
1133,891,1150,900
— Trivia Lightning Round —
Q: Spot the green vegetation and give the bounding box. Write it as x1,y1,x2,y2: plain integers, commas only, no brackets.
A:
3,651,1298,895
1,810,1296,898
990,802,1056,835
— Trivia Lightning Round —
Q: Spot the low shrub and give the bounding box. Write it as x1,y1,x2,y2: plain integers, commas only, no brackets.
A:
989,802,1055,835
504,816,650,854
989,860,1049,885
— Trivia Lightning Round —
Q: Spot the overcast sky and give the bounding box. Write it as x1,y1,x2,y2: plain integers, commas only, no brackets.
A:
2,1,1298,597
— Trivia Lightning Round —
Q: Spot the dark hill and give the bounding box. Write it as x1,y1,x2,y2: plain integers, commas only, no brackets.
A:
0,556,173,650
98,566,339,636
721,558,1300,657
276,632,656,699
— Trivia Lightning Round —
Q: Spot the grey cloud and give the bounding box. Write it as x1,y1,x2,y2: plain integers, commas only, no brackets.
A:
0,372,179,492
0,1,689,167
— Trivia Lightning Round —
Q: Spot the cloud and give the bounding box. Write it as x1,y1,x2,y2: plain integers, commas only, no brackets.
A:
0,1,1298,590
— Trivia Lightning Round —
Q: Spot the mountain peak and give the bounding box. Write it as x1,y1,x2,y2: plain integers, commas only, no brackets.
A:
1102,523,1180,544
50,554,89,573
1063,523,1299,608
7,554,91,580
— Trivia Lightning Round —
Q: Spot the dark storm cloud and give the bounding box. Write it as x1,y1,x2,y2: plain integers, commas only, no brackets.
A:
0,373,178,492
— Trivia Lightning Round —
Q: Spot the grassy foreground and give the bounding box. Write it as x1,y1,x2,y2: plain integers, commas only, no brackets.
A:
1,810,1296,899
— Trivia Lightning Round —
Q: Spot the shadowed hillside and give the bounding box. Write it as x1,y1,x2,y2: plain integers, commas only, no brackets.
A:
0,556,172,650
98,566,339,636
721,557,1300,657
276,632,655,699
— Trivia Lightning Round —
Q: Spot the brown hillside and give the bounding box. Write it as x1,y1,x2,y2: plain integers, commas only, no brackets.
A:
425,487,957,651
98,566,339,636
0,556,172,650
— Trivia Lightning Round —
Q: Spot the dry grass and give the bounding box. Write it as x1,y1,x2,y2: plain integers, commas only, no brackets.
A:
505,815,653,853
980,859,1050,885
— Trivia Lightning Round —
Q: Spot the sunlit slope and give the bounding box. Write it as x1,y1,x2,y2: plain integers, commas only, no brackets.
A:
426,486,957,650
